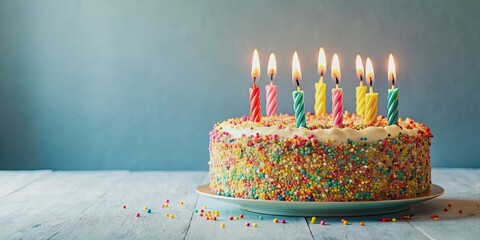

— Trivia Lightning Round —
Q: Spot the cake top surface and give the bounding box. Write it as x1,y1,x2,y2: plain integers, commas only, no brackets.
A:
213,112,432,143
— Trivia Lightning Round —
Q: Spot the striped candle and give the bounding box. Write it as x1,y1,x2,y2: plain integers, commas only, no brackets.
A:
387,54,398,125
265,84,277,116
250,49,261,122
364,57,378,124
249,86,261,122
355,55,367,116
387,88,399,125
314,48,327,115
332,88,343,127
265,53,278,117
292,90,306,128
292,51,306,128
331,53,343,127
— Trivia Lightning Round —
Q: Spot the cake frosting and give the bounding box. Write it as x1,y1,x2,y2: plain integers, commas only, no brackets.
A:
209,112,432,202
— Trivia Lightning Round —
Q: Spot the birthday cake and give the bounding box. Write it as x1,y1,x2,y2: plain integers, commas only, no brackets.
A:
208,113,432,202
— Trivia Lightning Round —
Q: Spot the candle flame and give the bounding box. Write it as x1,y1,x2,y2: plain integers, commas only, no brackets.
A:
331,53,341,82
251,49,260,80
267,53,277,80
292,51,302,83
356,55,364,80
366,57,375,85
388,54,396,84
317,48,326,76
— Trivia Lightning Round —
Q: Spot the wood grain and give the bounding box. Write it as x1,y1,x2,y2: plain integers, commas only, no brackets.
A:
185,175,314,240
0,169,478,240
50,171,205,239
0,171,129,239
0,170,51,198
404,168,480,240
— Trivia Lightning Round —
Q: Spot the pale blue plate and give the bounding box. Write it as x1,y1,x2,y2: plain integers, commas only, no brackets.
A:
196,184,444,217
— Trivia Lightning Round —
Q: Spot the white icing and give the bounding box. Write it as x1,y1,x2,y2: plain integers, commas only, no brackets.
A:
218,123,421,144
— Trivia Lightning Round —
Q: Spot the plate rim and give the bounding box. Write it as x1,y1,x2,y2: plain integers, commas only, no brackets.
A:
196,183,445,205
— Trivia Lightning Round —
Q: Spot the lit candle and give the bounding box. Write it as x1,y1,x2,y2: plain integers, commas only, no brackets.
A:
292,51,306,128
331,54,343,127
355,55,367,116
364,57,378,124
265,53,278,117
387,54,399,125
314,48,327,115
250,49,261,122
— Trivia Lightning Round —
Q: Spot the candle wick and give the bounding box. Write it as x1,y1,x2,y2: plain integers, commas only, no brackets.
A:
360,75,363,82
253,77,257,88
296,79,300,91
392,76,395,87
335,76,339,86
270,73,274,82
369,78,373,87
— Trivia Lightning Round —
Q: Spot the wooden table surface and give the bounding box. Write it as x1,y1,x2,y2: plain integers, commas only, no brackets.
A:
0,168,478,240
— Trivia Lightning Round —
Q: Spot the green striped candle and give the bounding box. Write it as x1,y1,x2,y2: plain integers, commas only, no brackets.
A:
292,90,306,128
387,54,398,125
387,88,399,125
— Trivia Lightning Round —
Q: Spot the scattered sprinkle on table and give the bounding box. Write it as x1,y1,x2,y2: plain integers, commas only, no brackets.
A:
273,218,278,223
143,206,148,210
220,223,225,228
239,214,244,218
281,219,286,224
122,205,127,209
229,216,233,220
258,216,263,220
392,218,397,222
180,201,184,205
165,213,169,217
169,214,174,218
360,221,365,226
320,220,325,225
246,222,250,227
166,199,170,203
136,213,140,218
253,223,257,228
146,209,152,214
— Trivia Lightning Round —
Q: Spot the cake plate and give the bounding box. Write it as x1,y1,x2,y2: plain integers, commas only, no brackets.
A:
196,184,444,217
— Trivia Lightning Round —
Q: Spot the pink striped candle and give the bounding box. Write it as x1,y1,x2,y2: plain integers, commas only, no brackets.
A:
331,53,343,128
265,84,277,116
265,53,277,116
332,88,343,127
250,49,261,122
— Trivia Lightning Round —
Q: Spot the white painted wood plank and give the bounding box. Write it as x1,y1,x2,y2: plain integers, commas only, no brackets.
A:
0,170,52,198
405,168,480,240
0,171,129,239
186,175,314,240
307,214,430,240
49,171,206,240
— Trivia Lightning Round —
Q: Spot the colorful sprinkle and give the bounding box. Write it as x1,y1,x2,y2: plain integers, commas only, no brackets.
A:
258,216,263,220
146,209,152,214
273,218,278,223
229,216,234,220
320,220,325,225
136,213,140,217
360,221,365,226
143,206,148,210
281,219,286,224
221,223,225,228
239,214,244,219
122,205,127,209
253,223,257,228
246,222,250,227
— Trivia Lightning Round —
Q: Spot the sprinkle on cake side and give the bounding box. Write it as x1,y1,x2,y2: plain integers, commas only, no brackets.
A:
208,113,433,202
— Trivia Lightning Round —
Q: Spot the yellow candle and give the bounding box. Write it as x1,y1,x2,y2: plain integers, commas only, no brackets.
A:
355,55,367,116
314,48,327,115
364,58,378,124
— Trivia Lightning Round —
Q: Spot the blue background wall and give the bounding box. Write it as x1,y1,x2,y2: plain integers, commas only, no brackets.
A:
0,0,479,170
